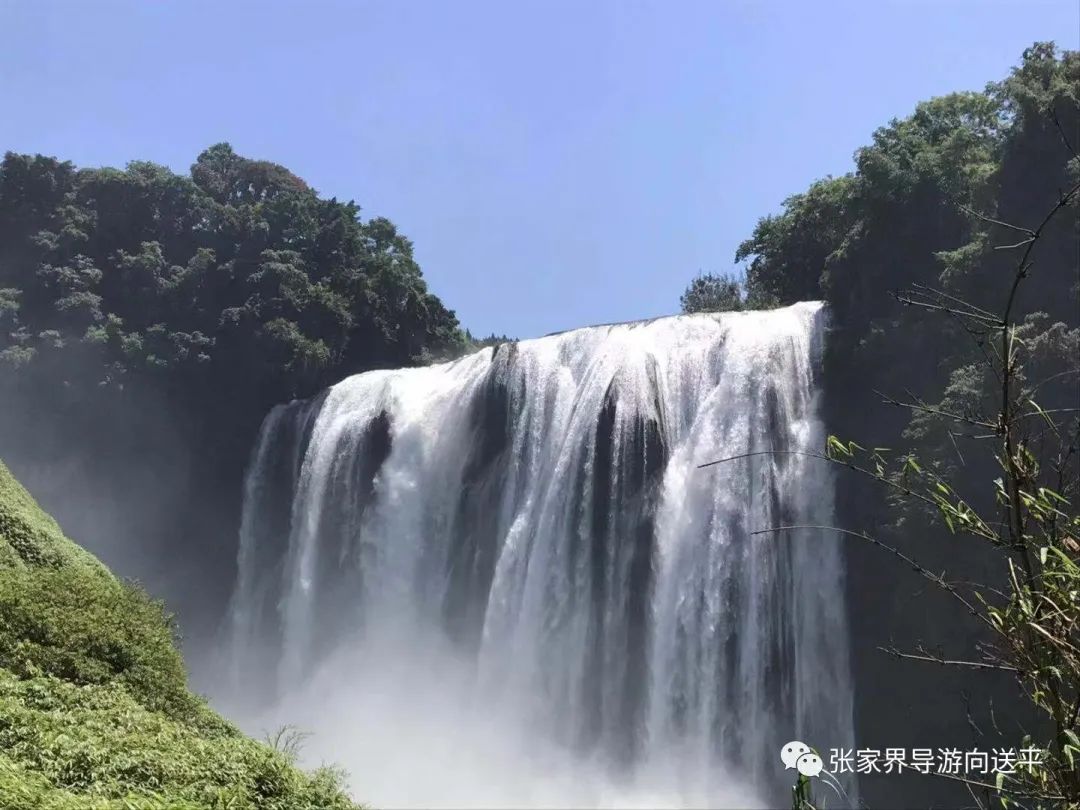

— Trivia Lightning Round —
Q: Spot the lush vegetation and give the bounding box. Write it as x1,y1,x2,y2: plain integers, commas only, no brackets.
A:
0,458,359,809
733,43,1077,402
0,142,466,385
678,272,748,314
0,144,473,628
802,199,1080,807
703,43,1078,810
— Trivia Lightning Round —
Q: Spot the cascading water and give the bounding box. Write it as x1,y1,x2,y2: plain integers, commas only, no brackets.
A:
225,302,855,808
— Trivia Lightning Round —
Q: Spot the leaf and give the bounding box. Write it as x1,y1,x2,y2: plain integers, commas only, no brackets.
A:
826,435,850,458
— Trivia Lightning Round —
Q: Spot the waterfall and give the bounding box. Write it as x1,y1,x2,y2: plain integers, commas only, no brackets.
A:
226,302,855,808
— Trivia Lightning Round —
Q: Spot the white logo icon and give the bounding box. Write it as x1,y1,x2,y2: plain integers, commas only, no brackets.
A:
796,751,823,777
780,740,849,806
781,740,811,770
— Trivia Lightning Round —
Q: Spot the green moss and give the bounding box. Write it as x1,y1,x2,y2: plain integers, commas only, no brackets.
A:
0,460,359,809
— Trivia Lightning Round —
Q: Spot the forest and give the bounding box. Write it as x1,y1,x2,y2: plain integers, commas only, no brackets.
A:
0,39,1076,810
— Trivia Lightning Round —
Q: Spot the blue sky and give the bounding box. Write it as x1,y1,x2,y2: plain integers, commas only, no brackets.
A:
2,1,1077,339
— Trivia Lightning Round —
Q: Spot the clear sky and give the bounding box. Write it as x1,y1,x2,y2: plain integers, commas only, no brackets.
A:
2,1,1077,339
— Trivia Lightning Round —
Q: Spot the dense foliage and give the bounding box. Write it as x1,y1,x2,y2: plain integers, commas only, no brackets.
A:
0,144,469,630
734,44,1076,349
711,43,1078,809
0,459,359,809
0,142,465,386
678,272,746,313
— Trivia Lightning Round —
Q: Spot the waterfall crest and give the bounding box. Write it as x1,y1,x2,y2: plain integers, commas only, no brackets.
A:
227,302,854,808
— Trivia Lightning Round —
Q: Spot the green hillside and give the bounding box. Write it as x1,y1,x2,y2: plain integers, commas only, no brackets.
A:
0,460,359,810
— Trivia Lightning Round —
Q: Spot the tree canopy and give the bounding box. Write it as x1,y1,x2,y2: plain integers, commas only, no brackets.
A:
0,143,470,637
679,272,746,314
0,142,466,396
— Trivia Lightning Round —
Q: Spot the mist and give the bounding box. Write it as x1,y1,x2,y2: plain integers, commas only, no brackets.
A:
0,364,249,682
227,623,768,809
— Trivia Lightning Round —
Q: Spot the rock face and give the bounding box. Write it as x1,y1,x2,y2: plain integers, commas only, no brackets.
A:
827,346,1030,810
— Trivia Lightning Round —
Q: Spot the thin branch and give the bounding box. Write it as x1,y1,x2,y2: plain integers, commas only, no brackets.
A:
697,450,815,470
947,429,967,466
1016,408,1080,419
893,294,1003,326
908,283,1001,320
698,450,1000,543
1030,367,1080,391
994,237,1036,251
1051,107,1077,157
959,205,1037,236
963,775,990,810
749,524,999,634
877,389,996,429
1001,180,1080,327
878,645,1020,673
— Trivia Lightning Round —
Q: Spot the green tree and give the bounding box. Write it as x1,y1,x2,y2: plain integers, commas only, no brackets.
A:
0,143,469,634
679,272,746,313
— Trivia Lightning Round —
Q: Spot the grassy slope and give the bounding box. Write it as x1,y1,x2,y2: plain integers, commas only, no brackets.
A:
0,460,359,810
